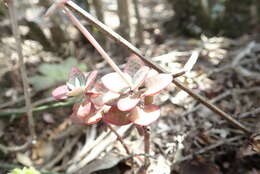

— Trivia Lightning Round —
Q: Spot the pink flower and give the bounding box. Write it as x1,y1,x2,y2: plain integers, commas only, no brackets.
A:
70,98,102,125
52,67,97,100
101,55,173,126
52,67,102,125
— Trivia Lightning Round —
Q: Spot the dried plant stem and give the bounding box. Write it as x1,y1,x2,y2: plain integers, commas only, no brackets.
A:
60,6,133,89
66,0,166,72
0,141,31,154
106,123,131,155
7,0,36,141
64,1,251,134
143,127,150,165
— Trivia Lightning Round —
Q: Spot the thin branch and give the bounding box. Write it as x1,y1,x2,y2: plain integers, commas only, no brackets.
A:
8,0,36,140
0,139,32,154
106,123,131,155
143,126,150,165
64,1,251,134
0,99,75,117
181,87,260,123
232,42,255,67
4,0,36,151
67,125,132,173
42,135,81,170
239,107,260,119
124,153,156,160
66,0,166,73
57,5,134,89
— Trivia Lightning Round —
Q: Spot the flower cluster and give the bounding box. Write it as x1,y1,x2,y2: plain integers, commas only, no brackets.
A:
52,55,172,126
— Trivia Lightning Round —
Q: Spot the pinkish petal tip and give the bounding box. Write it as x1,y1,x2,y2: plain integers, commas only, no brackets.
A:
144,73,173,96
52,85,69,100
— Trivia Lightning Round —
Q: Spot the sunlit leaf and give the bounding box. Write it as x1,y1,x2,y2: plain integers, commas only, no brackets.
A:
44,0,68,17
129,105,160,126
90,82,120,106
93,82,108,93
143,74,173,96
132,66,150,90
66,68,96,97
85,70,98,90
103,106,131,126
67,67,86,90
52,85,69,100
117,96,140,111
146,69,159,79
74,101,92,118
101,72,131,93
102,91,120,105
44,3,59,18
124,54,144,77
91,91,120,106
85,110,103,125
183,50,199,73
71,101,102,125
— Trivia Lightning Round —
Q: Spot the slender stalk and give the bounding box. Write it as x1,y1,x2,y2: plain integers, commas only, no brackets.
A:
0,141,31,154
60,6,133,89
64,1,251,134
106,123,131,155
143,126,150,165
66,0,166,72
7,0,36,141
0,100,75,117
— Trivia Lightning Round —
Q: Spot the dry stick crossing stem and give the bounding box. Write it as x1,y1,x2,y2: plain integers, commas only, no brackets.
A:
65,0,251,134
61,6,133,89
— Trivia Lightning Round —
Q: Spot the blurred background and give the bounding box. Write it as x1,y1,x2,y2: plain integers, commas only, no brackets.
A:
0,0,260,173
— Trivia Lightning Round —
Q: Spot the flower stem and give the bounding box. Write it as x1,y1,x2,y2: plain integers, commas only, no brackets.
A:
143,126,150,165
61,7,133,89
106,123,131,155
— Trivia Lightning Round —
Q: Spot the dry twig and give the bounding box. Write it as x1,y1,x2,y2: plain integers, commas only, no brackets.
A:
0,0,36,153
239,107,260,119
67,125,132,173
106,123,131,155
42,135,80,170
8,0,35,139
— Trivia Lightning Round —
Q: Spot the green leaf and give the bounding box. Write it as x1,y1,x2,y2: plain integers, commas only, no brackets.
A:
8,167,41,174
29,58,87,90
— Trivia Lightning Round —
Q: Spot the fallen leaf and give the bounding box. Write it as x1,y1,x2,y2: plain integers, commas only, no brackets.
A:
16,153,33,167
